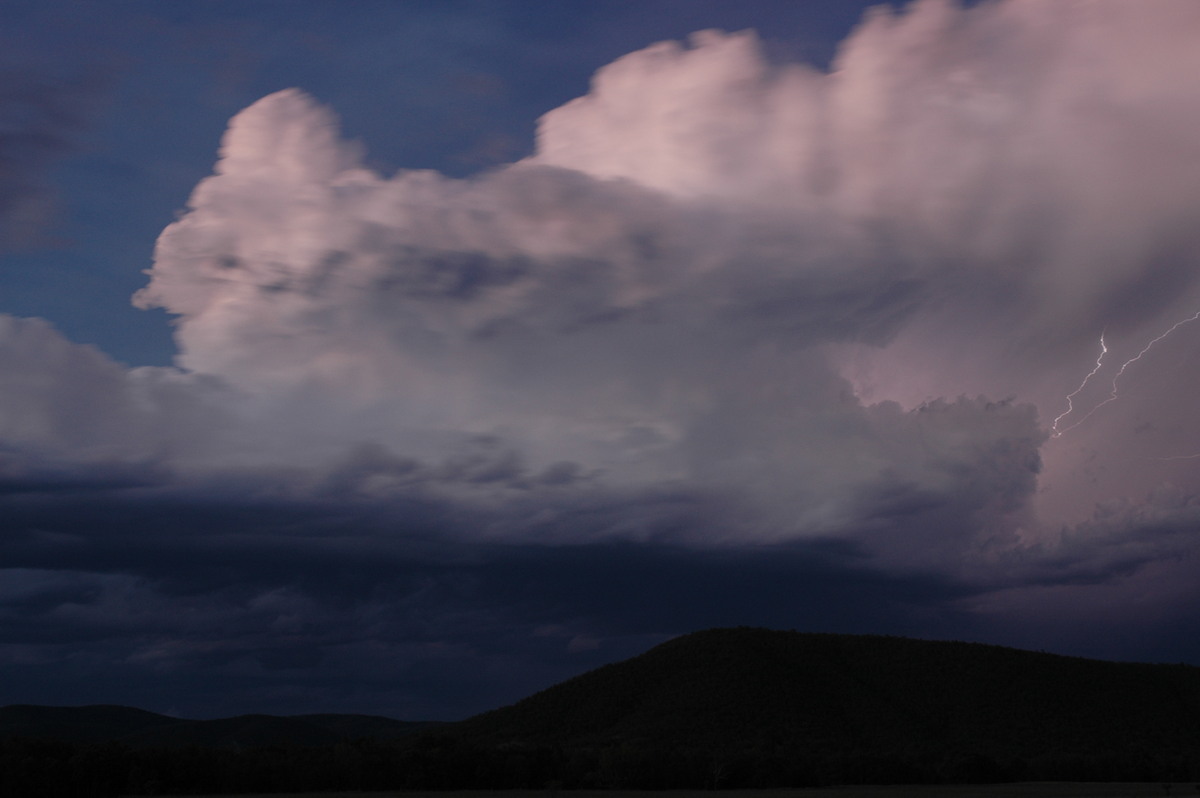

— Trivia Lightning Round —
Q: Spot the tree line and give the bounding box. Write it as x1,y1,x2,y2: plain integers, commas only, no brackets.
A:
5,731,1200,797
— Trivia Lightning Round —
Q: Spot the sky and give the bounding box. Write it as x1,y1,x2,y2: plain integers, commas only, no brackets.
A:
2,0,1200,722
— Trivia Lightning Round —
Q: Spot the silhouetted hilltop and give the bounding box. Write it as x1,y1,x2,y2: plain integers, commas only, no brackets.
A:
456,628,1200,779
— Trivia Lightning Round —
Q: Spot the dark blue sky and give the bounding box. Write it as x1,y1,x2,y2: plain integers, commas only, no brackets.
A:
3,0,1200,722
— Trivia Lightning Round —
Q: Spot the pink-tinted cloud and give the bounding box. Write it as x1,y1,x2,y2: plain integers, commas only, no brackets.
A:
1,4,1198,703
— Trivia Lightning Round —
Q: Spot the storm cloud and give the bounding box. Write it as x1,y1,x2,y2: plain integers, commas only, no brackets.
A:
3,0,1200,718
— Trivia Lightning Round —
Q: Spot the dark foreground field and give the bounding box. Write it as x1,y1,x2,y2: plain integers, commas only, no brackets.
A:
156,787,1200,798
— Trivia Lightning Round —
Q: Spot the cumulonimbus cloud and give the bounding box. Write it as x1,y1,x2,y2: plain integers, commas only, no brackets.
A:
8,0,1200,571
6,0,1200,720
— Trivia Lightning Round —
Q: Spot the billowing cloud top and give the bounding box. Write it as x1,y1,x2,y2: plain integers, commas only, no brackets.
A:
4,0,1200,718
128,0,1200,550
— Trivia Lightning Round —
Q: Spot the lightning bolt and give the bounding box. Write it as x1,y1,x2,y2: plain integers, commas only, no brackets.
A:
1054,310,1200,437
1051,332,1106,437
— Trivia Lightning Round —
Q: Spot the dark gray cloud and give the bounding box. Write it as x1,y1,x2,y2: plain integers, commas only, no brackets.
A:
2,449,1199,719
0,471,972,718
0,70,101,246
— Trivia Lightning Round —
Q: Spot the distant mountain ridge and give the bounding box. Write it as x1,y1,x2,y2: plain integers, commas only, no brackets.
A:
5,628,1200,789
0,703,435,748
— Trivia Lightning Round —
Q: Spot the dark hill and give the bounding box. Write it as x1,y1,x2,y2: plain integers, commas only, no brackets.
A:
455,628,1200,782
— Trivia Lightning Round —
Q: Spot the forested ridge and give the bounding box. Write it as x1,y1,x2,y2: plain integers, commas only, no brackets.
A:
5,628,1200,795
